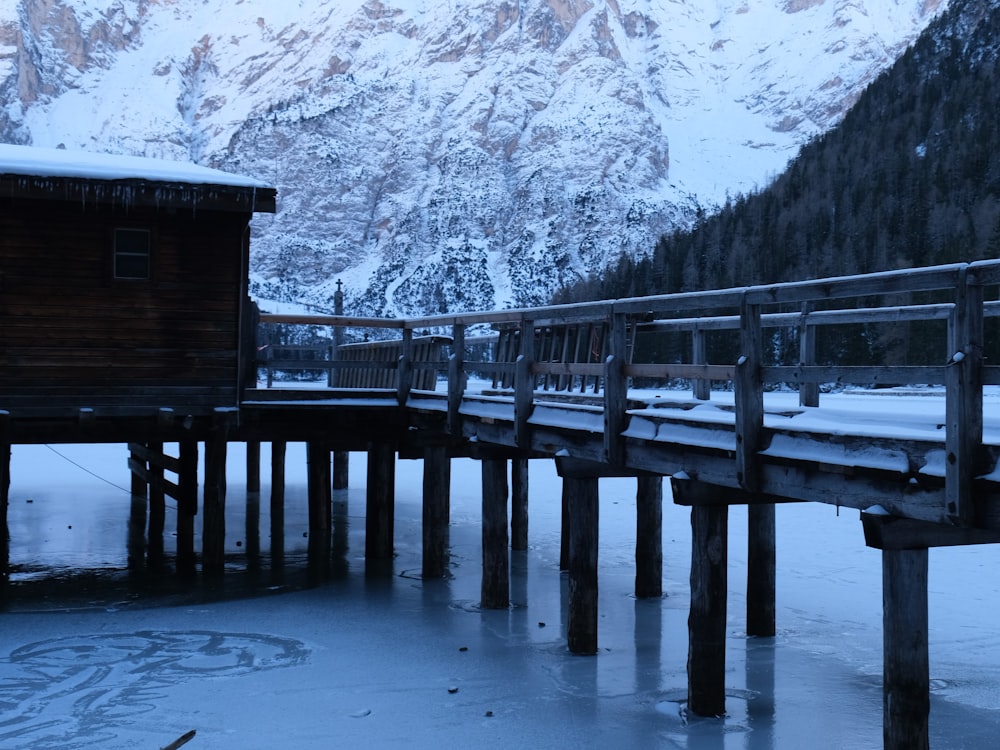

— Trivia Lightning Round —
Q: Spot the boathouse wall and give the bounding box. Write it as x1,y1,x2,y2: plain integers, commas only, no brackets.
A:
0,180,265,418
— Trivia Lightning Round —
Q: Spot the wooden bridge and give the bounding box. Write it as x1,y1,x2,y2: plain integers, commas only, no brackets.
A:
3,260,1000,749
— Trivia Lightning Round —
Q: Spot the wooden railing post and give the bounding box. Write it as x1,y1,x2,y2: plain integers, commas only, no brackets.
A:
448,323,466,435
798,302,819,408
514,318,535,448
946,265,984,525
397,329,414,405
604,311,628,466
692,328,711,401
735,294,764,491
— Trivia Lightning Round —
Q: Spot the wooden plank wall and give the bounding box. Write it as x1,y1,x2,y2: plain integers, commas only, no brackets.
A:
0,197,248,414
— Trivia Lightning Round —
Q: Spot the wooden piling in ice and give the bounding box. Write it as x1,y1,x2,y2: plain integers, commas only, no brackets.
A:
365,442,396,561
176,438,198,576
270,441,286,559
481,457,509,609
422,444,450,578
1,411,11,576
746,502,776,637
883,547,929,750
202,412,233,575
511,456,529,551
307,442,332,535
333,450,350,490
688,504,729,717
567,475,599,655
635,475,663,599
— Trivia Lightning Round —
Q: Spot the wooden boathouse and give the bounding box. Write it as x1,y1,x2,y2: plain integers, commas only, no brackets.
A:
2,147,999,749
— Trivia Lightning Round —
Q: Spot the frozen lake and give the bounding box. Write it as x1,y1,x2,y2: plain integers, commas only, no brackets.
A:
2,440,1000,749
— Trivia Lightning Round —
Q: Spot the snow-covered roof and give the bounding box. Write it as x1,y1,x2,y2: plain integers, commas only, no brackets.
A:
0,143,269,189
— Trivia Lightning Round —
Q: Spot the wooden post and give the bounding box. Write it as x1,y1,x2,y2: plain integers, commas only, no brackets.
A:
883,548,930,750
333,451,350,490
481,457,509,609
746,503,776,637
635,475,663,599
692,328,711,400
514,319,535,448
270,440,286,559
0,411,10,581
945,266,983,525
147,441,165,564
177,437,198,576
365,442,395,561
798,302,819,408
511,456,529,551
397,329,414,405
307,442,332,535
202,412,232,575
567,476,599,655
735,294,763,491
560,478,571,571
447,323,466,436
603,312,628,465
127,444,147,570
422,444,451,578
688,504,729,717
246,441,261,493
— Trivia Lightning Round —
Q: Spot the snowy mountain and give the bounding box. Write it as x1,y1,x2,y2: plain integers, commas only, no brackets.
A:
0,0,947,315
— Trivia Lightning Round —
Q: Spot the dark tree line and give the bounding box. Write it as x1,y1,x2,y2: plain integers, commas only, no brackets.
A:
553,0,1000,371
557,0,1000,303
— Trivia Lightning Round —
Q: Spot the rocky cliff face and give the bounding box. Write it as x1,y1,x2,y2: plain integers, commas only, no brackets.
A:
0,0,947,314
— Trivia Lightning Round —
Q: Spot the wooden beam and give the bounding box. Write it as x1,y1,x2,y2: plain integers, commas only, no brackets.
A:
862,511,1000,550
481,457,509,609
148,441,165,564
246,440,261,493
567,475,599,654
735,295,763,491
307,442,332,560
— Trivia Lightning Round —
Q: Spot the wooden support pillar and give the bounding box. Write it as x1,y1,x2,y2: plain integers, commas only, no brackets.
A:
147,441,165,564
481,457,509,609
365,442,395,561
511,456,529,551
635,475,663,599
688,504,729,717
130,452,147,499
270,441,286,559
202,414,232,576
567,476,599,655
746,503,776,637
0,411,10,580
560,479,571,571
307,442,332,535
422,444,451,579
333,451,350,490
883,548,929,750
176,438,198,576
246,441,261,493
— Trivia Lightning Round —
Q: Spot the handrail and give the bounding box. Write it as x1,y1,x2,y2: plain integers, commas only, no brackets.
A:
253,260,1000,526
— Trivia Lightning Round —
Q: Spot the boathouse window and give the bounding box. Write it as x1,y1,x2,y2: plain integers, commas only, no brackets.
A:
113,228,151,280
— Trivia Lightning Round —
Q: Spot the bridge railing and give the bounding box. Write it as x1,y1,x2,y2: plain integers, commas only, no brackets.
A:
254,260,1000,524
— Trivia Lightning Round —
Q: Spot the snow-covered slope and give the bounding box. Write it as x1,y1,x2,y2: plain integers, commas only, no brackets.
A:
0,0,947,314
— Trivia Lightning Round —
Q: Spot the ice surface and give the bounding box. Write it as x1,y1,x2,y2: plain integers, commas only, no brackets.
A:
2,439,1000,748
